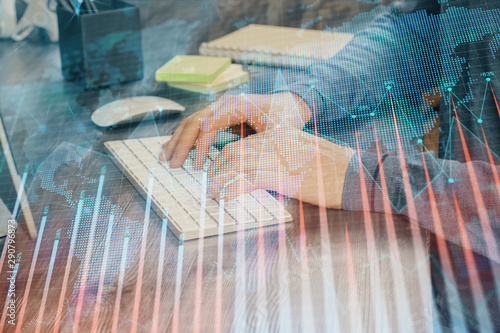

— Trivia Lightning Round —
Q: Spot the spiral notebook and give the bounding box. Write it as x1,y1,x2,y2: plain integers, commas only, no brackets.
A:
199,24,353,68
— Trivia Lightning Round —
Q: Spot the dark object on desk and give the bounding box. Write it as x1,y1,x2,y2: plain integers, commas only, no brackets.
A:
57,0,143,89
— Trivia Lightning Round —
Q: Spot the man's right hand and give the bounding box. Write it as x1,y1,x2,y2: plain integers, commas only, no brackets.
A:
159,92,312,170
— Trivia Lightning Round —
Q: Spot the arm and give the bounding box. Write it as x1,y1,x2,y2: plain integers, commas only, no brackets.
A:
274,2,500,258
344,150,500,260
204,120,500,260
274,3,441,136
161,2,442,168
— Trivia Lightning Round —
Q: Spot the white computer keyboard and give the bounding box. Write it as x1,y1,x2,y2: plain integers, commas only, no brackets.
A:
104,136,293,241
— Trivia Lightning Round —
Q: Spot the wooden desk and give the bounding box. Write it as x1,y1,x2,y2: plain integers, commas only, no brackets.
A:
0,4,432,331
0,152,432,332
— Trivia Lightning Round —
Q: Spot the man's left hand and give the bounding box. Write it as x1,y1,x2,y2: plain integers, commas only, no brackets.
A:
207,127,354,209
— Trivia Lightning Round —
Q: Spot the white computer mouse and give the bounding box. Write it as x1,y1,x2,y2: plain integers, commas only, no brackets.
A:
91,96,185,127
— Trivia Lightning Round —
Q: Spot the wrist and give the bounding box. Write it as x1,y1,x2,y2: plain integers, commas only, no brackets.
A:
326,144,355,209
313,137,354,209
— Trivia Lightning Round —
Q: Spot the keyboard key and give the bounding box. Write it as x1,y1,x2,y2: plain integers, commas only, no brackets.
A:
140,154,159,167
205,199,219,209
168,208,199,232
175,217,199,233
225,200,256,224
206,206,220,216
219,213,236,226
193,212,218,229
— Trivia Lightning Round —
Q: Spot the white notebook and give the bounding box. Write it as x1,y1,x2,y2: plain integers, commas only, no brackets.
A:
199,24,353,68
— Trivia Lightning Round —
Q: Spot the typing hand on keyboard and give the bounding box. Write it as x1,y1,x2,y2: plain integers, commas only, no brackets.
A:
206,127,354,210
158,92,312,170
105,135,294,240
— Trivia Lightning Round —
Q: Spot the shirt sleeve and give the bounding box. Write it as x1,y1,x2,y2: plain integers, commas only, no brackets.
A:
274,3,441,135
342,150,500,261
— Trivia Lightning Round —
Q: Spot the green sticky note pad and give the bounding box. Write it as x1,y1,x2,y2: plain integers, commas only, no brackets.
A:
155,55,231,83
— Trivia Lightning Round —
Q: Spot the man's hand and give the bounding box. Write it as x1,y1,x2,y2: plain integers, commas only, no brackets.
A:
207,127,354,209
159,92,312,170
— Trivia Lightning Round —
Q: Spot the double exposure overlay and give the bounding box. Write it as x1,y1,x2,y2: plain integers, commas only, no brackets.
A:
0,0,499,332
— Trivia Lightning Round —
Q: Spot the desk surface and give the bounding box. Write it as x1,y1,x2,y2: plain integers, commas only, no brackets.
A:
0,2,434,332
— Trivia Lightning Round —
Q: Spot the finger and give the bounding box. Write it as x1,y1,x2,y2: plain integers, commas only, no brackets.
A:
193,102,247,170
209,151,279,186
209,170,298,201
193,117,239,170
208,141,238,179
207,171,237,198
218,174,259,201
169,107,213,168
193,94,268,170
208,171,257,201
208,134,275,178
169,120,203,168
161,95,241,165
193,131,218,170
231,170,304,200
159,119,188,161
163,105,215,164
215,152,279,179
208,141,248,179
